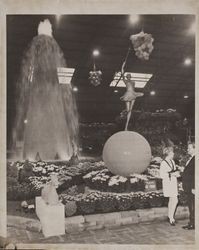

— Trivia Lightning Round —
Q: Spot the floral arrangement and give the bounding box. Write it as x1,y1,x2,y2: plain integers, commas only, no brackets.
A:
83,170,149,193
7,160,105,196
89,70,102,86
59,189,168,216
26,161,105,193
130,31,154,60
108,175,128,186
32,162,60,176
146,163,161,179
108,175,128,192
29,176,49,189
83,169,109,188
60,193,83,204
7,157,188,218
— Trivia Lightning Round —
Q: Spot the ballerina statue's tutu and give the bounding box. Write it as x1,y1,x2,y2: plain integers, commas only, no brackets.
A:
120,63,144,131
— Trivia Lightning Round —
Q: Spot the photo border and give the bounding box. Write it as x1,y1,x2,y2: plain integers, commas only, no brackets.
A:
0,0,198,249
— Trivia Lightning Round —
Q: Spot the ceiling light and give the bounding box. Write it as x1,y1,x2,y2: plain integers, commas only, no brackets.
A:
57,67,75,84
73,86,78,92
150,91,156,96
129,15,139,24
114,89,118,93
184,95,189,99
110,72,153,88
184,58,192,66
93,50,100,57
24,119,28,124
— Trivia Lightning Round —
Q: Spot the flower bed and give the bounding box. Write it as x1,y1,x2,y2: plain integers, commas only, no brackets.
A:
60,190,166,216
7,160,105,200
83,170,151,193
7,158,187,218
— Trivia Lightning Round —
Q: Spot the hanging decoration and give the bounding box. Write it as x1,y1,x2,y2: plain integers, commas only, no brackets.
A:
89,50,102,86
130,31,154,60
89,68,102,86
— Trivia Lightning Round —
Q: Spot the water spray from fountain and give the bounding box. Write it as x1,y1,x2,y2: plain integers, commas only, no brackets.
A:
12,19,79,161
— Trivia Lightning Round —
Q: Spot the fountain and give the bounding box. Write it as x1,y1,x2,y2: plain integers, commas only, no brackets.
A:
12,19,78,161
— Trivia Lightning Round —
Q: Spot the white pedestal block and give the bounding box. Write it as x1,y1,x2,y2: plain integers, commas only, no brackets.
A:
35,197,65,237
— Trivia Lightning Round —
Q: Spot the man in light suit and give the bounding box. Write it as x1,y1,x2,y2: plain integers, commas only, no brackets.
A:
182,142,195,230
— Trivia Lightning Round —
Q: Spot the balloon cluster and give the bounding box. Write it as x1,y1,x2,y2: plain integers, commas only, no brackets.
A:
130,31,154,60
89,70,102,86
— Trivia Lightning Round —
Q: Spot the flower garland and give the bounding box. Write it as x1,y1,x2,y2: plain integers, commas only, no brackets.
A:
130,31,154,60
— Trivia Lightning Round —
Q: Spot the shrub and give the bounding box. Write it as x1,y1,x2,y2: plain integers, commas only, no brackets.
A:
7,162,18,179
115,195,132,211
7,177,18,187
61,185,79,196
147,192,164,207
96,196,116,213
7,183,33,201
77,199,96,214
65,201,77,217
18,160,34,183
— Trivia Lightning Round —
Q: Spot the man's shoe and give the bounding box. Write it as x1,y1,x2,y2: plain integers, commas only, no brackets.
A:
182,224,195,230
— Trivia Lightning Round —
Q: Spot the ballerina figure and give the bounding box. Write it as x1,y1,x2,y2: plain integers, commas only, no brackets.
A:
120,63,144,131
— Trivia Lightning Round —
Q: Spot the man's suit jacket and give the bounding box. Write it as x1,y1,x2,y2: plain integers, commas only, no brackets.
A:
182,156,195,193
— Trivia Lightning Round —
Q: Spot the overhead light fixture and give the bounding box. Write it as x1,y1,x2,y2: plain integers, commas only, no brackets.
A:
24,119,28,124
150,91,156,96
129,15,139,24
184,95,189,99
110,72,153,88
73,86,78,92
93,50,100,57
57,67,75,84
114,89,118,93
184,58,192,66
189,21,196,34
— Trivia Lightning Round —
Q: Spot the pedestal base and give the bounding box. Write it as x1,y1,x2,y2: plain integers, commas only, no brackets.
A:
35,197,65,237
